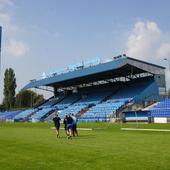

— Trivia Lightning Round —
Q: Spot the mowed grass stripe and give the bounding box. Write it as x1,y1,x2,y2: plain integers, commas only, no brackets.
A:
0,122,170,170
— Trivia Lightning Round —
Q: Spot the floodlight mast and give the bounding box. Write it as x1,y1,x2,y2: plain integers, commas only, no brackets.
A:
164,58,170,71
164,58,170,98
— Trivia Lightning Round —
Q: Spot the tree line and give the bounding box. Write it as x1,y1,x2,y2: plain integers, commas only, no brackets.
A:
1,68,45,111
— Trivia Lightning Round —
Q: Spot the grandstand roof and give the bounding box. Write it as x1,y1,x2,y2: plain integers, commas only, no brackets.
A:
22,56,165,90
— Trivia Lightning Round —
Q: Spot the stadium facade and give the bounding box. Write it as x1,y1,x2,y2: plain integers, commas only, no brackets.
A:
1,55,169,123
22,55,166,99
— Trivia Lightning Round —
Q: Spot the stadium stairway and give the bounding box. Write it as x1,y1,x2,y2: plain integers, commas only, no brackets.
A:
76,108,89,118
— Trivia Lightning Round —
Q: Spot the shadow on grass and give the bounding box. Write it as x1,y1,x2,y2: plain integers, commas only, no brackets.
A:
72,134,96,139
57,134,96,140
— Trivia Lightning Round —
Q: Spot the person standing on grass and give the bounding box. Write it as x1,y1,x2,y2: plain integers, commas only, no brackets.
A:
53,112,61,138
63,114,68,136
66,113,73,139
71,113,78,137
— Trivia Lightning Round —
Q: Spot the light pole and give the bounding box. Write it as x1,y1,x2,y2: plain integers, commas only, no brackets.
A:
164,58,170,98
164,58,170,71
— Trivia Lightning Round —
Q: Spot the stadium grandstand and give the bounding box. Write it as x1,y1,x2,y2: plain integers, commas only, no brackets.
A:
1,55,170,123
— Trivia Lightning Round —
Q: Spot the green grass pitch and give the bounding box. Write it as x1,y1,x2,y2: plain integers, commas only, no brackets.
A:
0,122,170,170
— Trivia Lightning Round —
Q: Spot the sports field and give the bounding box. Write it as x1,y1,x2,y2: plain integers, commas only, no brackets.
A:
0,122,170,170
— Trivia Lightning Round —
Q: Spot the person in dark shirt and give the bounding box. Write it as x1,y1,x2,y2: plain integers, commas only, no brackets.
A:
53,112,61,138
63,115,68,136
71,113,78,137
66,114,73,139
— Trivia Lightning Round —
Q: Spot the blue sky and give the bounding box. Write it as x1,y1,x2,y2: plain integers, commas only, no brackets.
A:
0,0,170,103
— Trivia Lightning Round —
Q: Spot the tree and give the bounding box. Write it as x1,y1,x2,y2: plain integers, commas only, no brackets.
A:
16,90,44,108
3,68,17,110
168,88,170,98
32,92,44,106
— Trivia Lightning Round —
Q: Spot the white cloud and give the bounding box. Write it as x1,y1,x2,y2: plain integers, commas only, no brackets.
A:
0,0,18,33
0,0,29,57
0,13,11,23
0,0,15,8
156,43,170,59
125,20,170,90
4,38,30,57
125,21,167,61
0,13,18,32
